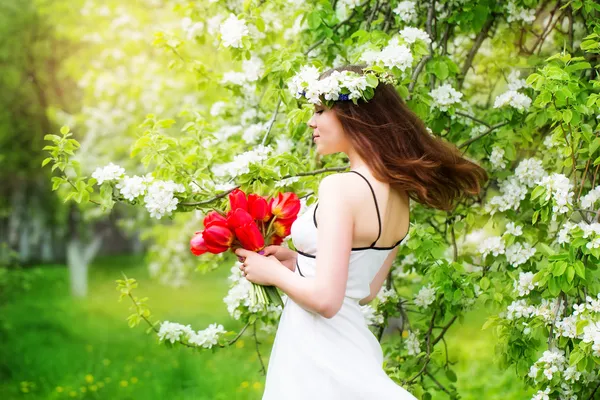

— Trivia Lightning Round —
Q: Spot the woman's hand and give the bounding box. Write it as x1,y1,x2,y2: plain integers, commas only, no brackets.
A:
235,248,288,286
261,245,298,272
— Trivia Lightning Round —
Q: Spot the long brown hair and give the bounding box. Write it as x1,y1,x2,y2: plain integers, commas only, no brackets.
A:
320,65,488,211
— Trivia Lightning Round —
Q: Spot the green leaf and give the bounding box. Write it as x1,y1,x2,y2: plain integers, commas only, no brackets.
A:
574,260,585,279
589,138,600,156
60,126,70,135
563,109,573,123
566,265,575,283
565,62,591,73
41,157,52,167
480,276,490,291
570,349,585,366
445,369,457,383
365,74,378,88
548,277,560,296
552,261,568,277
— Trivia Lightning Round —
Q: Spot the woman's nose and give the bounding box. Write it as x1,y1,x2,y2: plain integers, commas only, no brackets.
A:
307,116,316,129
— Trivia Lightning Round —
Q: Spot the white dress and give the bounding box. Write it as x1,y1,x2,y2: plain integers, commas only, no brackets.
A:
262,170,417,400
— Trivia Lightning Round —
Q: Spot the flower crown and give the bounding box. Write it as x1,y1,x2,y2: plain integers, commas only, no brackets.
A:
288,65,396,108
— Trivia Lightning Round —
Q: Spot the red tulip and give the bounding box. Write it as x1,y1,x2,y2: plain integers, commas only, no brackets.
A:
202,224,234,254
273,216,296,237
228,189,248,212
234,222,265,252
271,235,284,246
203,211,227,228
190,232,209,256
248,194,270,222
271,192,301,220
227,208,255,230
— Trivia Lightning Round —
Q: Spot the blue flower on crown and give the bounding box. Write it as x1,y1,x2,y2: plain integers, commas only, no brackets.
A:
338,93,350,101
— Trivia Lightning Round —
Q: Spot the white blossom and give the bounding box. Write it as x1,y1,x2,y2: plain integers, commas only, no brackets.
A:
188,323,227,349
157,321,195,344
557,221,577,245
210,101,227,116
514,271,537,297
430,84,463,112
529,349,567,382
506,299,536,320
143,180,185,219
582,320,600,357
507,70,528,91
288,65,321,101
536,173,575,219
505,242,536,267
91,162,125,185
515,158,547,188
181,17,204,40
556,315,578,339
399,27,431,45
360,304,384,325
531,387,551,400
505,221,523,237
586,294,600,313
376,287,398,303
393,1,417,22
489,146,506,169
485,176,529,215
405,330,421,356
414,284,436,308
478,236,505,258
580,185,600,209
242,122,267,143
212,145,273,178
220,14,249,48
494,90,532,111
361,37,414,72
116,175,147,200
506,1,536,24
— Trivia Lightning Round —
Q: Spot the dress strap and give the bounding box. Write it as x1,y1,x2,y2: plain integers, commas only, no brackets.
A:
347,170,382,247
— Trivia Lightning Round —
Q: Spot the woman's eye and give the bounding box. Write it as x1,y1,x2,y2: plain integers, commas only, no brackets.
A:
315,110,324,115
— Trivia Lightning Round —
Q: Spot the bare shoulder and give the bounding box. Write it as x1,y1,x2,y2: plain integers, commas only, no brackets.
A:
318,173,364,201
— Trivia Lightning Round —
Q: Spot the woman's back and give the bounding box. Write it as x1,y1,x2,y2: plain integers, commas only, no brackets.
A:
314,169,410,249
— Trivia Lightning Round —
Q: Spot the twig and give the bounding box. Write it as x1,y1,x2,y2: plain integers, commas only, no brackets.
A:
253,322,267,375
405,309,438,384
431,316,457,347
261,99,282,146
455,111,491,128
180,166,349,207
425,369,452,395
458,121,510,150
589,380,600,400
458,14,496,90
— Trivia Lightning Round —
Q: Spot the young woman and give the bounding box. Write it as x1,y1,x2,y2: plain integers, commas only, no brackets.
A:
235,64,488,399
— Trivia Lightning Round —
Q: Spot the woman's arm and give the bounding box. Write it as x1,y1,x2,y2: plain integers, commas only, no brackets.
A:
273,174,355,319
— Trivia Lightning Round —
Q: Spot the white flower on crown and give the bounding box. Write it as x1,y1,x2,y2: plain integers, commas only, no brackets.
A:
288,67,375,106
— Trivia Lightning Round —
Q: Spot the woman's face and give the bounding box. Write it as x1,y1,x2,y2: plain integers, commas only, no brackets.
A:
307,104,348,155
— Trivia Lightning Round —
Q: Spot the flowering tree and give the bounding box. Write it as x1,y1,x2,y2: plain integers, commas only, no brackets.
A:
44,0,600,398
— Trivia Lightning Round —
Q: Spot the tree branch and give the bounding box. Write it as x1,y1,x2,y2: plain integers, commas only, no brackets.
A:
458,14,497,90
458,121,510,151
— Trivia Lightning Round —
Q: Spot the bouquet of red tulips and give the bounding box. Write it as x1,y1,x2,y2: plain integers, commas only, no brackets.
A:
190,188,300,308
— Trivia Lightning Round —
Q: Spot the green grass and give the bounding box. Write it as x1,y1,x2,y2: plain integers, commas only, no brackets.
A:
0,255,268,400
0,255,532,399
